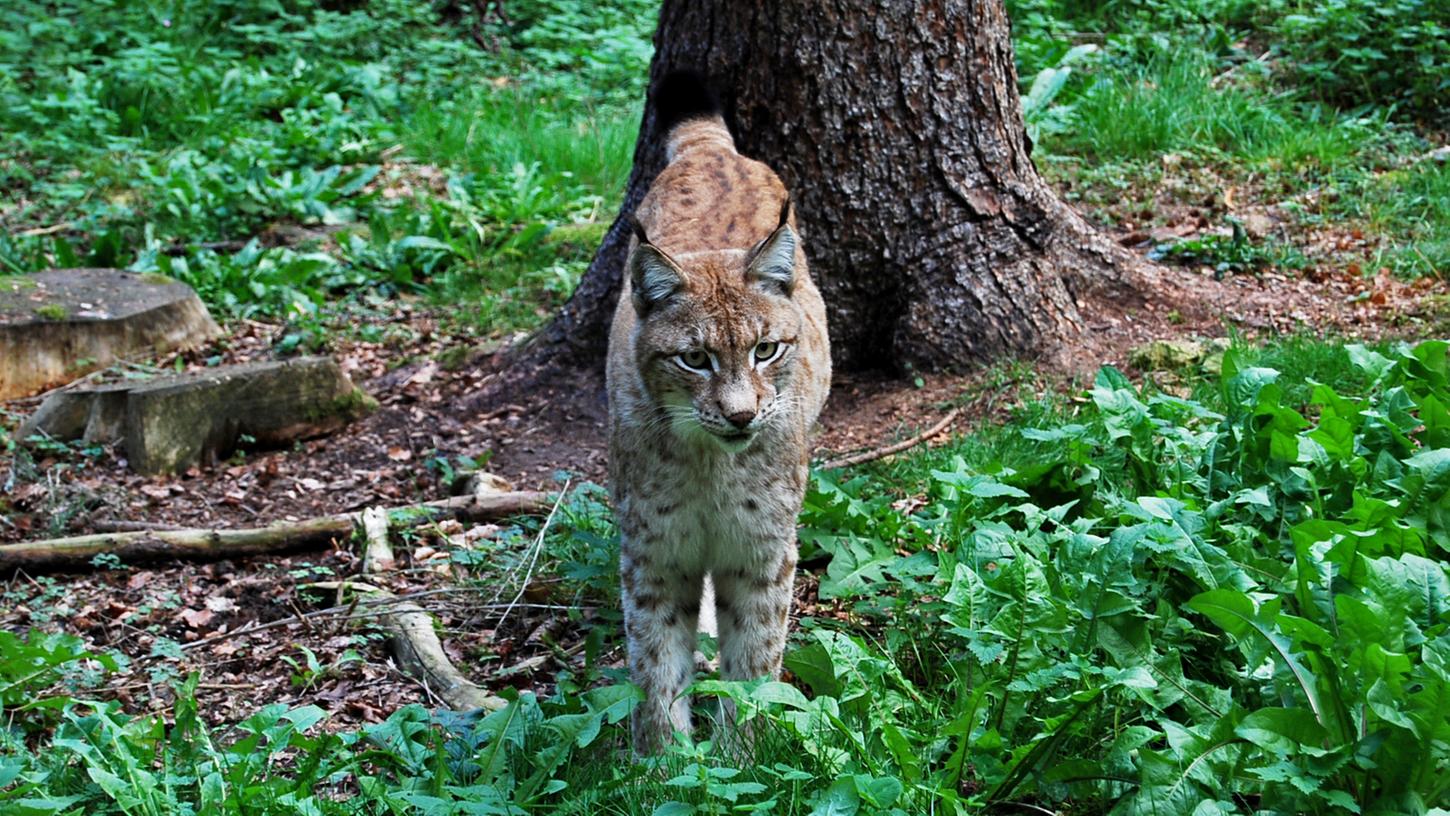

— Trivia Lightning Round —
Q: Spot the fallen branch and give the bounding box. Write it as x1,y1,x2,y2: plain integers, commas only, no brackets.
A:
360,506,394,574
382,595,507,711
817,407,963,470
0,491,553,573
90,520,187,534
16,221,74,237
177,587,457,653
321,508,507,712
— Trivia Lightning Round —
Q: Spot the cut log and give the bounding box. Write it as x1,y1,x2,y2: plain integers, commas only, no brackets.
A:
19,356,377,474
0,490,553,573
0,269,221,399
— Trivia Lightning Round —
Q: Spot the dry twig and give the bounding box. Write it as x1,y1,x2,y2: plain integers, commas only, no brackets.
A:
495,481,569,632
818,407,963,470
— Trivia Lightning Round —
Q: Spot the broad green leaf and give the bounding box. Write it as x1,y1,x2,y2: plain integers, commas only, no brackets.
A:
1367,678,1416,732
1348,344,1395,381
818,537,894,599
783,642,839,697
854,774,903,808
1235,707,1329,754
1363,554,1449,635
1187,589,1325,725
808,777,860,816
931,470,1030,499
750,681,810,711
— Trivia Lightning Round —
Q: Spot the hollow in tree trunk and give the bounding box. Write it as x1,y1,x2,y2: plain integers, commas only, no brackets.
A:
520,0,1154,375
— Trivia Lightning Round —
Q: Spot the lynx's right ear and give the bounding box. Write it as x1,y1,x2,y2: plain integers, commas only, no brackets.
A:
629,221,684,315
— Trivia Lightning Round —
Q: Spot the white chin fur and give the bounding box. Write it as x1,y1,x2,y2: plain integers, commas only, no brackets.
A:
711,433,755,454
672,417,755,453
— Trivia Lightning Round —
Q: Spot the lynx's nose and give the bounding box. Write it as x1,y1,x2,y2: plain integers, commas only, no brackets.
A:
724,409,756,429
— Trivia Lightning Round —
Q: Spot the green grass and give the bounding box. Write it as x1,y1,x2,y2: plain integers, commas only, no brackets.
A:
1008,0,1447,123
1050,54,1287,160
1341,160,1450,278
404,91,637,200
1015,0,1445,278
0,0,649,334
393,90,637,329
1041,49,1403,175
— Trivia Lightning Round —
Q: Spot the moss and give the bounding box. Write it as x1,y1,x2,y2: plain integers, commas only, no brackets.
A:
331,386,379,419
0,275,38,291
34,304,68,320
139,273,177,285
436,344,473,372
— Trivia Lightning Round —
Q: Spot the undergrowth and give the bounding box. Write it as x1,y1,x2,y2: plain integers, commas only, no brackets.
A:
1012,0,1446,278
5,337,1446,814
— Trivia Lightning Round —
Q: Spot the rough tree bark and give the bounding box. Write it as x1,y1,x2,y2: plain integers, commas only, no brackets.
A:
519,0,1151,375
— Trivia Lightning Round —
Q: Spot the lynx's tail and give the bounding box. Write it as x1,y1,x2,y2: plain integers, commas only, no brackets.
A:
653,70,734,161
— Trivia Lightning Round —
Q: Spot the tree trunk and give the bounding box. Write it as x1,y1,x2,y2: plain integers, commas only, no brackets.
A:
522,0,1151,374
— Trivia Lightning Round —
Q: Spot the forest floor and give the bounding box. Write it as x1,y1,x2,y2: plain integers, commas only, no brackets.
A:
2,198,1443,728
2,2,1448,811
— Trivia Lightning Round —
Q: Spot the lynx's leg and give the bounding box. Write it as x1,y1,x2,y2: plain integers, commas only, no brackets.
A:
621,545,703,755
713,544,797,682
710,544,796,749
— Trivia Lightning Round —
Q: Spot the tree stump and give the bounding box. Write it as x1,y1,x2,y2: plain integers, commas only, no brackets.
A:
19,357,377,474
0,269,222,399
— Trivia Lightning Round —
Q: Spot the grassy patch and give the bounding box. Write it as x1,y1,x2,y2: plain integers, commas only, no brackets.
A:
1008,0,1447,123
0,0,650,336
1337,159,1450,277
1011,0,1446,279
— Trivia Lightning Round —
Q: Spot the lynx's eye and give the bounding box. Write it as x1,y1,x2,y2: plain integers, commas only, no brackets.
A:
753,341,781,363
677,350,712,371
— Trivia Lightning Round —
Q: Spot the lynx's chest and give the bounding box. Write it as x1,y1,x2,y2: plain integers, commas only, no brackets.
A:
616,437,805,569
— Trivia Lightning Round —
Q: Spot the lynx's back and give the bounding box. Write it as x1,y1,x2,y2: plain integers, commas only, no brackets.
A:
605,72,829,753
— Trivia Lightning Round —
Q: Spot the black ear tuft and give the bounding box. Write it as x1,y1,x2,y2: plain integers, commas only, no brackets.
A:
776,196,792,231
630,215,650,246
653,70,722,136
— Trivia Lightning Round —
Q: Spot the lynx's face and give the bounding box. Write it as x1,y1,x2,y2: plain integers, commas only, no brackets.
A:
629,220,804,453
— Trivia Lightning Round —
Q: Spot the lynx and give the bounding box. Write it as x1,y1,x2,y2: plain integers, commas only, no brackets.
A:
606,71,831,753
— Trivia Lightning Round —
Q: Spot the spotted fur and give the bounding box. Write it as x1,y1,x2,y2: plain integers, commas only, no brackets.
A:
606,77,830,754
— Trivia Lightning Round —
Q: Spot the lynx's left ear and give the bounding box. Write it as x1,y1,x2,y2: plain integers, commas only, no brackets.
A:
629,218,685,315
746,198,796,297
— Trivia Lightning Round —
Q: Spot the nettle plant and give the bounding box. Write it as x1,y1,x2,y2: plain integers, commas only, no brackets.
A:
773,340,1448,814
3,341,1444,815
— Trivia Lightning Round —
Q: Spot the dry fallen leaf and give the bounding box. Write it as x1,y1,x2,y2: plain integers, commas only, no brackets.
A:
386,446,412,462
180,608,215,629
205,596,237,613
139,484,171,500
210,641,241,657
